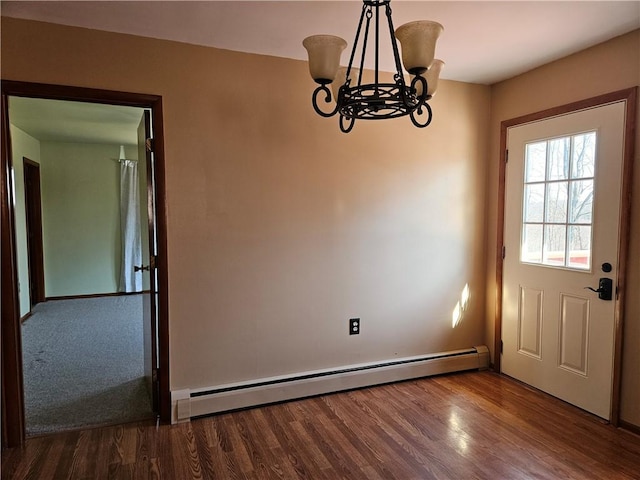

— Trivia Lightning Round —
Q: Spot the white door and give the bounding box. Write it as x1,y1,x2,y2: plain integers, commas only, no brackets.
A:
502,101,626,419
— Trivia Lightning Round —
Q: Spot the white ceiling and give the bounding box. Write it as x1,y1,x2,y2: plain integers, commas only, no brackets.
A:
2,1,639,85
3,1,639,145
9,97,145,146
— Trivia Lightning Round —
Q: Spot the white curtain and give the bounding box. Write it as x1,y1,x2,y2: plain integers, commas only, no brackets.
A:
119,158,142,293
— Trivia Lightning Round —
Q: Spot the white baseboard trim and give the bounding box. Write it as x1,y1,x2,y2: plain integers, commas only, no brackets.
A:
171,345,490,423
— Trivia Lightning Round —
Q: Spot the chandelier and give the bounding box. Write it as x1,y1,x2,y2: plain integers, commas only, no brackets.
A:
303,0,444,133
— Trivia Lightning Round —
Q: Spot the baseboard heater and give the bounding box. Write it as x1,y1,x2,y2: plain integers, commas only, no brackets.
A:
171,345,490,423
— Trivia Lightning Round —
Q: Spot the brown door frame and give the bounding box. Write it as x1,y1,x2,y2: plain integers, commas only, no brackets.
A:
1,85,24,448
23,158,45,308
1,80,171,448
494,87,637,426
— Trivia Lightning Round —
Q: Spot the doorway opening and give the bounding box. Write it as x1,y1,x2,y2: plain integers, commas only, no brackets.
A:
12,97,154,435
1,81,170,447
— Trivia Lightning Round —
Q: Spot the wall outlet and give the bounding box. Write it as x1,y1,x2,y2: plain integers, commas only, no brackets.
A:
349,318,360,335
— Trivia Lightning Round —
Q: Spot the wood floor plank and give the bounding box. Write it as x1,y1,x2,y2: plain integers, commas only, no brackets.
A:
341,389,468,480
3,371,640,479
287,420,332,472
436,374,638,478
295,406,366,479
248,409,280,450
222,414,256,477
206,416,248,480
306,397,382,475
191,419,220,479
68,429,101,479
353,387,477,479
329,390,426,478
169,423,203,479
247,407,308,479
6,436,53,480
154,423,177,479
26,434,64,480
234,413,286,480
317,394,408,479
261,403,321,479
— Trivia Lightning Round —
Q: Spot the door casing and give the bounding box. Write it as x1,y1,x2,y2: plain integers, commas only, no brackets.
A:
0,80,171,448
494,87,637,426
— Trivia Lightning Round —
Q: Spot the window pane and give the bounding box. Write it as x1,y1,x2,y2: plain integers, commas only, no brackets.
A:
524,184,545,222
569,180,594,224
525,141,546,182
568,225,591,269
521,224,543,264
571,132,596,179
545,181,568,223
547,137,570,180
543,224,566,266
520,133,594,271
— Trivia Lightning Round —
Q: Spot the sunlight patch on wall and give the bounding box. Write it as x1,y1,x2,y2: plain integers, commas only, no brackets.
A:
452,283,470,328
452,302,462,328
460,283,470,310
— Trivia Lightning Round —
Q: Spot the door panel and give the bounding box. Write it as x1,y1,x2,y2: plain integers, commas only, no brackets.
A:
558,294,589,375
502,102,625,419
518,286,543,358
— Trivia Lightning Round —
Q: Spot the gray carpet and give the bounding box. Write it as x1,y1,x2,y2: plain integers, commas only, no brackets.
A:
21,295,153,436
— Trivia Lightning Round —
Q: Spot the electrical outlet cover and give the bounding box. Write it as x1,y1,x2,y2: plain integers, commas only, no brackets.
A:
349,318,360,335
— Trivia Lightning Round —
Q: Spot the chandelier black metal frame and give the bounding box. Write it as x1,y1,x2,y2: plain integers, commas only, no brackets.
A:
303,0,444,133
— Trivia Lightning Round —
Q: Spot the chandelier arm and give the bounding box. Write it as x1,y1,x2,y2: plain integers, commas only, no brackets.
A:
410,102,433,128
357,6,373,88
346,3,369,81
312,85,340,118
384,2,405,77
375,2,380,87
410,75,428,109
339,114,356,133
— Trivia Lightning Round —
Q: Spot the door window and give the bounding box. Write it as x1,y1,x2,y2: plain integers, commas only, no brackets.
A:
520,131,596,270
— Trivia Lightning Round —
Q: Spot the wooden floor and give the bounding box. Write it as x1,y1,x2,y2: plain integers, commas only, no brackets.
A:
2,371,640,479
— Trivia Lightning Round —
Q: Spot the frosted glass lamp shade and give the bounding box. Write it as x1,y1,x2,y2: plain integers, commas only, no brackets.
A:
331,66,348,101
331,66,360,101
302,35,347,84
394,21,443,75
424,59,444,96
410,59,444,97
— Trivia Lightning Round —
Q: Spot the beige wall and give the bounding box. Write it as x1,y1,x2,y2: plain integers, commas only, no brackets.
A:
3,17,638,428
39,142,131,297
1,18,491,390
10,125,143,304
487,30,640,425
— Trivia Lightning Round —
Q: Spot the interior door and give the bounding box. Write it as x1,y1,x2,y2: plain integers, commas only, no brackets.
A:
138,110,159,412
23,158,45,307
502,101,626,419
